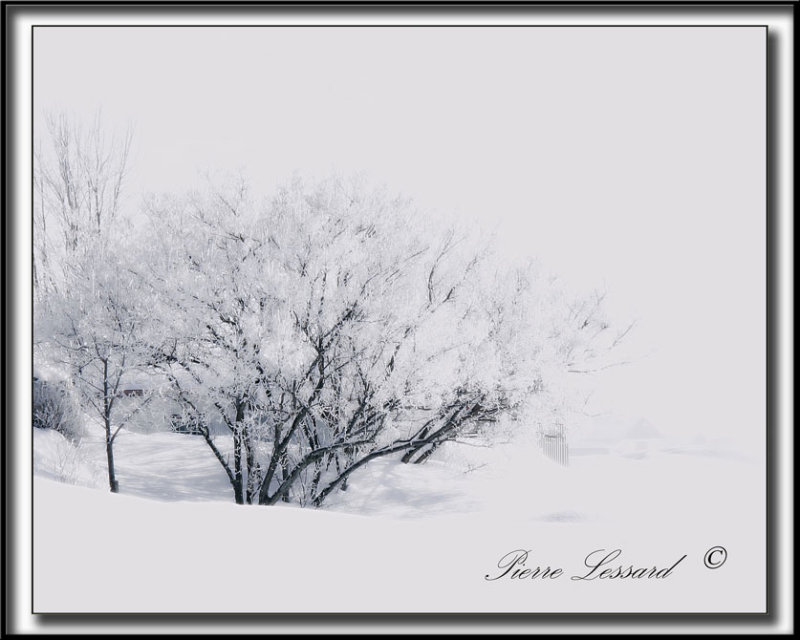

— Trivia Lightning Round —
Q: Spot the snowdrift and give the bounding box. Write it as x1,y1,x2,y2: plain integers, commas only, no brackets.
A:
33,424,765,614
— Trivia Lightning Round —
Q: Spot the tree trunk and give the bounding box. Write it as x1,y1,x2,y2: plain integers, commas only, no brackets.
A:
245,427,259,505
232,481,244,505
102,359,119,493
105,432,119,493
200,427,242,505
279,452,291,503
334,453,348,491
310,460,323,497
410,441,441,464
232,429,244,505
401,430,430,463
233,399,246,505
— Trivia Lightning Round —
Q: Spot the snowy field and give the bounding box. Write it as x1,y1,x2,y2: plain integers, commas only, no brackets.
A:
33,420,766,613
33,418,759,521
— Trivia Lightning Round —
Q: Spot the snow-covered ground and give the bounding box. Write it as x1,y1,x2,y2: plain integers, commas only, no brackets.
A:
33,416,761,522
32,419,766,614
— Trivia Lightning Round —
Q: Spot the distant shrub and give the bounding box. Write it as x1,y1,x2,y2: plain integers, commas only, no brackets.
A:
33,377,84,441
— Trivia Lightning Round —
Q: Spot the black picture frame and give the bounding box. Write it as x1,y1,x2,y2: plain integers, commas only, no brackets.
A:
3,2,793,635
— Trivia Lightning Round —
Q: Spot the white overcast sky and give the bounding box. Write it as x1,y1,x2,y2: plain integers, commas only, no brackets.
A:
33,26,766,448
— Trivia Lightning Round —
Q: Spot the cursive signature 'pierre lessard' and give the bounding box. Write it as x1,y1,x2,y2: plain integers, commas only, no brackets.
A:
485,548,687,582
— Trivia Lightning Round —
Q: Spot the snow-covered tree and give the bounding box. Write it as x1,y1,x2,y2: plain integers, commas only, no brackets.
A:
34,112,145,493
140,175,628,506
35,245,156,493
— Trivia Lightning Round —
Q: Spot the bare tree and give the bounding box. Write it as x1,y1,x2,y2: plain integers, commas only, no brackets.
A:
34,111,133,297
